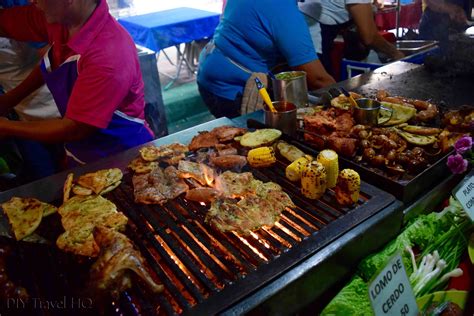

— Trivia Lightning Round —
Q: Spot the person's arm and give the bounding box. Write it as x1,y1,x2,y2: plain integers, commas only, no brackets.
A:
0,65,44,116
425,0,467,23
347,3,404,60
293,59,336,90
0,117,97,143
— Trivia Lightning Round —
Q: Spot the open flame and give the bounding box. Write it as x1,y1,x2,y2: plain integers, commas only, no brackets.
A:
202,165,215,187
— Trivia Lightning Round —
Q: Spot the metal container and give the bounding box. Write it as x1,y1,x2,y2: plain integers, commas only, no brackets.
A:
353,98,393,126
264,101,297,136
272,71,308,108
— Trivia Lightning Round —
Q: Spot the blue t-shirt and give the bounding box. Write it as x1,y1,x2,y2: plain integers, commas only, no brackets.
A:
197,0,318,100
0,0,28,8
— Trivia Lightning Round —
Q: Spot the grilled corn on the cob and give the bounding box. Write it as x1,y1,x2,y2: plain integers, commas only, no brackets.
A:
335,169,360,206
301,161,326,199
317,149,339,188
247,146,276,167
286,155,313,182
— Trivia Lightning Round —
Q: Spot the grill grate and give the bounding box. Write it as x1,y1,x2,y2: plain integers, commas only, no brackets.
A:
104,152,394,315
0,130,395,316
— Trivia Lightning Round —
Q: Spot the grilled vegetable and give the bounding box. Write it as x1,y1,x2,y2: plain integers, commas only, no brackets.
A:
276,141,305,162
247,147,276,167
335,169,360,206
317,149,339,188
395,128,437,146
301,161,326,199
286,155,313,182
240,129,282,148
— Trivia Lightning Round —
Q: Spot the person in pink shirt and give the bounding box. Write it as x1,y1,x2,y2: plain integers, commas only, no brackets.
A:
0,0,153,175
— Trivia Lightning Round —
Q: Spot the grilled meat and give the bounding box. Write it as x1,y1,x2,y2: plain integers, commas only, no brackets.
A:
210,126,247,142
133,166,189,205
304,109,358,157
139,143,188,165
185,187,223,203
207,172,295,234
189,131,219,151
215,143,238,156
206,186,294,234
210,155,248,170
90,226,163,299
177,160,215,186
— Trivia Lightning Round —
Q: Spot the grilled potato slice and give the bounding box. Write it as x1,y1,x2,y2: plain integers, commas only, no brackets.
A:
240,129,282,148
276,141,305,162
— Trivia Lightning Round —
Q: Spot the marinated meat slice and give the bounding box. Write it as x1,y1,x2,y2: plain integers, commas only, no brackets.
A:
133,172,166,205
189,131,219,151
90,226,164,299
214,171,256,197
215,143,238,156
133,166,188,204
210,126,247,142
185,187,222,203
139,143,188,164
206,186,295,234
177,160,215,186
210,155,247,170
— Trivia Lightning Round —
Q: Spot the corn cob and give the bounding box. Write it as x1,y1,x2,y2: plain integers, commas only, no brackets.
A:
335,169,361,206
247,146,276,167
301,161,326,199
317,149,339,188
286,155,313,182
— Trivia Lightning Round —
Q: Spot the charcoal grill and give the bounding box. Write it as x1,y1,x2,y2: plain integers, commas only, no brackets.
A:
0,118,396,316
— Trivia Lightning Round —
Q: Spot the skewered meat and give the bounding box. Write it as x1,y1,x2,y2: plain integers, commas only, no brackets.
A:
177,160,215,186
90,226,163,299
133,166,189,205
210,155,248,170
210,126,247,142
189,131,219,151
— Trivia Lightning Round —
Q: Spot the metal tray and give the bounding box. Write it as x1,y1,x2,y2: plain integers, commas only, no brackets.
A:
396,40,438,55
247,118,452,204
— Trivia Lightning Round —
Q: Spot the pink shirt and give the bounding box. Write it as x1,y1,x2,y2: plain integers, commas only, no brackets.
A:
0,0,147,129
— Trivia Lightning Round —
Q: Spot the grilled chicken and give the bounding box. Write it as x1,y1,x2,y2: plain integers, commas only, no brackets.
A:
90,226,163,299
215,143,238,156
133,166,189,204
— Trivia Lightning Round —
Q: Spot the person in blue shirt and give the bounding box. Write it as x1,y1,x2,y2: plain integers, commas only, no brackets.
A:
197,0,335,118
419,0,469,43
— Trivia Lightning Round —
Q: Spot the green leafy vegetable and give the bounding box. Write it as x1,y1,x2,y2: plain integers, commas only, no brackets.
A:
321,276,373,316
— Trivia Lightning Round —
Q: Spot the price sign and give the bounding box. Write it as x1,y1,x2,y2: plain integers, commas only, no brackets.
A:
454,170,474,221
368,253,418,316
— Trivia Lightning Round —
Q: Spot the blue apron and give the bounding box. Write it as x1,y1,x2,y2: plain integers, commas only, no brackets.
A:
40,46,153,166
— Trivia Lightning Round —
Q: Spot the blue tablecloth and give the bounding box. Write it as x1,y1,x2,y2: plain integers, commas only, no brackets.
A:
118,7,220,52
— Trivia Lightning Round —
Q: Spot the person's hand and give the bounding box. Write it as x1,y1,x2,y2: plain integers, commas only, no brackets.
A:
373,0,384,10
392,50,405,60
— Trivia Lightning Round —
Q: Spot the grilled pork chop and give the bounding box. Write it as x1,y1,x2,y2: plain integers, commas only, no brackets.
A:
90,226,163,299
210,126,247,142
133,166,188,204
189,131,219,151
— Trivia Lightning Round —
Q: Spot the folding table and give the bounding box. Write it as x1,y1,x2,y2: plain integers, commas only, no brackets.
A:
118,7,220,89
